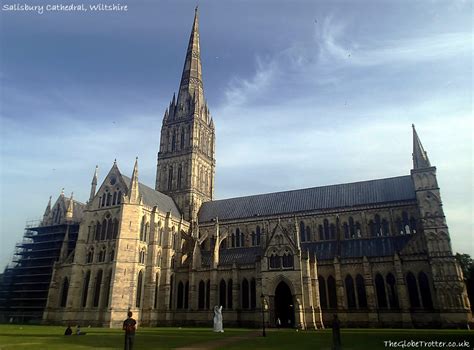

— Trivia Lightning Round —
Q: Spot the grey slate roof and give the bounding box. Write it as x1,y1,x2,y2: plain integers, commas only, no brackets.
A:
122,175,181,217
302,235,414,260
202,247,263,266
199,175,415,222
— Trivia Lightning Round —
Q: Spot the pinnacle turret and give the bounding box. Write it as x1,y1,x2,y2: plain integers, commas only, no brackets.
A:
89,165,98,202
66,192,74,220
128,157,140,203
412,124,431,169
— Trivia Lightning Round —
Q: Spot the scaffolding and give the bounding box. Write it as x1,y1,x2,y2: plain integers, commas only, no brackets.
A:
0,221,80,323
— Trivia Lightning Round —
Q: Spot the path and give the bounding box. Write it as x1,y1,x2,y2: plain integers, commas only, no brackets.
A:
174,330,261,350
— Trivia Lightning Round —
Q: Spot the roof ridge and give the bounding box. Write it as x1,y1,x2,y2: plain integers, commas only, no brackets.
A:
210,174,412,203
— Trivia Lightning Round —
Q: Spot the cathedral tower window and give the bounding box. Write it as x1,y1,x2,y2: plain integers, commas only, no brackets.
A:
95,222,101,241
100,219,107,240
386,273,399,308
98,246,106,262
81,271,91,307
180,128,185,150
256,226,261,245
93,269,103,307
112,218,119,239
59,277,69,308
177,165,182,189
345,275,356,309
106,216,113,240
109,248,115,262
139,248,146,265
355,274,367,308
168,167,173,190
112,191,117,205
154,273,159,309
136,270,143,308
219,279,226,308
172,130,176,151
104,270,112,307
318,276,328,309
375,273,388,308
329,223,336,240
269,254,281,269
87,248,94,264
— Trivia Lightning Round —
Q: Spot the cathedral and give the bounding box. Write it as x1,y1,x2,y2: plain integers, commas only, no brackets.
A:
7,9,471,328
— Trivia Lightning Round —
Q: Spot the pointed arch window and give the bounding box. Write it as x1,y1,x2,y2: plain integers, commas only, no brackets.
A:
93,269,103,307
136,270,143,308
318,276,328,309
106,217,113,240
375,273,387,308
87,248,94,264
406,272,420,308
168,166,173,191
82,271,91,307
98,246,106,262
282,252,294,268
198,280,205,309
355,274,367,308
104,270,112,307
327,275,337,308
101,219,107,240
60,277,69,308
330,223,336,240
386,273,399,308
109,248,115,262
219,279,227,308
112,191,117,205
206,280,210,309
319,225,324,240
250,278,256,309
177,165,182,189
154,272,159,309
113,218,119,239
177,281,184,309
299,221,306,242
418,272,433,309
227,279,233,309
345,275,356,309
324,219,330,240
242,279,249,309
256,226,261,246
269,254,281,269
180,128,185,150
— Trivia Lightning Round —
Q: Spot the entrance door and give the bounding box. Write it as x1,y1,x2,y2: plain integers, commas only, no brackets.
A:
274,281,294,327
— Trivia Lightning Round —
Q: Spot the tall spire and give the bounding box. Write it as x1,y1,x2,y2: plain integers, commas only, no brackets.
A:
176,7,204,113
412,124,431,169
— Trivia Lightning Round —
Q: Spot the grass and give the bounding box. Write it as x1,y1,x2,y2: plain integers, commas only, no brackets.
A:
0,325,472,350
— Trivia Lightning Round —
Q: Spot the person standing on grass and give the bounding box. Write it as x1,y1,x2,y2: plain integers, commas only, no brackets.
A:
123,311,137,350
332,314,341,350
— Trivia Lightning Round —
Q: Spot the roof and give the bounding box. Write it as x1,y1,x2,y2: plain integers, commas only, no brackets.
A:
198,175,416,222
122,175,181,217
302,235,414,260
201,247,263,266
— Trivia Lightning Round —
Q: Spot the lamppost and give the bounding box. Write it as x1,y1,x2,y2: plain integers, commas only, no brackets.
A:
260,293,267,337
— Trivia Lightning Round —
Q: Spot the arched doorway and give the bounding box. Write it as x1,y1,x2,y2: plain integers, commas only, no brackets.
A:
274,281,294,327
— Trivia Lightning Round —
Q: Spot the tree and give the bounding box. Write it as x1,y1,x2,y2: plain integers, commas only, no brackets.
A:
455,253,474,311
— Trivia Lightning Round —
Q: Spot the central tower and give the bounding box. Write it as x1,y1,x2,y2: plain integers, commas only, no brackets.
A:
155,8,215,221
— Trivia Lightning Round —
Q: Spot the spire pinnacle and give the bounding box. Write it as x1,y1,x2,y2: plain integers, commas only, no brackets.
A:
412,124,431,169
128,157,140,203
89,166,99,202
66,192,74,220
176,8,204,114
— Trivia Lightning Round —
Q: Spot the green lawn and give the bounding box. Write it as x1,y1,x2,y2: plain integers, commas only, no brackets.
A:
0,325,472,350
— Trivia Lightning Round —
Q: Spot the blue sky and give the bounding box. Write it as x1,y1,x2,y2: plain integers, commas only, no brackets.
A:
0,0,472,267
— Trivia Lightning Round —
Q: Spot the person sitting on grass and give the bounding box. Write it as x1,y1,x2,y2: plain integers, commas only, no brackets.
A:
64,325,72,336
76,325,86,335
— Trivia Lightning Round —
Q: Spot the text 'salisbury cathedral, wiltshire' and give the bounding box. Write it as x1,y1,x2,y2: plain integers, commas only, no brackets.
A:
0,9,471,329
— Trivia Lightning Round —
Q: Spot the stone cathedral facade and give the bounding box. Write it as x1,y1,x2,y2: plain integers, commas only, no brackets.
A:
41,9,471,328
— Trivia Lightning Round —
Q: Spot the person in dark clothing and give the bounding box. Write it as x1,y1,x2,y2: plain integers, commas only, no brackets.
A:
332,314,341,350
64,326,72,336
123,311,137,350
